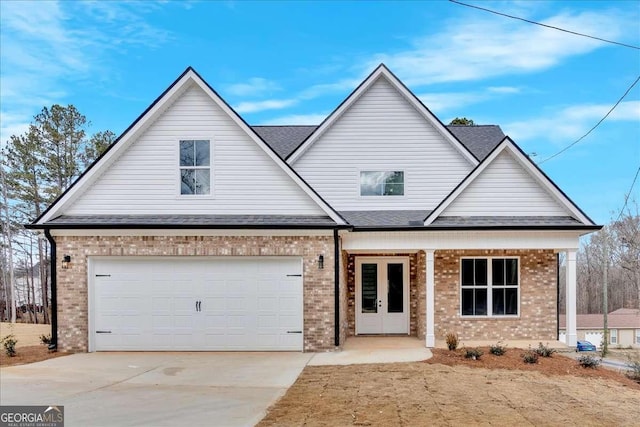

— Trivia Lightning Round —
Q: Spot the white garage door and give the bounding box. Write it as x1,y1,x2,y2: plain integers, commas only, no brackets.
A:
585,332,602,348
91,257,303,351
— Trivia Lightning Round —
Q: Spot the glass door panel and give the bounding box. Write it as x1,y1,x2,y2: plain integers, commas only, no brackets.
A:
361,263,378,313
387,263,404,313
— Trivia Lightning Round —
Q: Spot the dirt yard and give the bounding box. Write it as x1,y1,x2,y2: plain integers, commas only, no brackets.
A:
258,348,640,427
0,322,67,367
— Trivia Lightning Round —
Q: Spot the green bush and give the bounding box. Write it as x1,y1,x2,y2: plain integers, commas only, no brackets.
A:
464,348,483,360
578,355,601,369
489,342,507,356
445,332,459,351
535,342,556,357
1,334,17,357
522,350,539,364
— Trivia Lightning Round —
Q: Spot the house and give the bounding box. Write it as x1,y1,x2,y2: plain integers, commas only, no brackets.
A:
559,308,640,348
28,65,600,352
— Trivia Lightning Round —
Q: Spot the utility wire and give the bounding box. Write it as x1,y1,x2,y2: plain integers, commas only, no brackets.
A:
616,165,640,222
538,75,640,164
449,0,640,50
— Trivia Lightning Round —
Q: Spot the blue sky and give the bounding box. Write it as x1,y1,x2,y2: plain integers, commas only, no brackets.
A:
1,0,639,224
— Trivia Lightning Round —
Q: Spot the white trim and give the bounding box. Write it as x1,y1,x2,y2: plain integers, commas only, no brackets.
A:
425,250,435,348
37,69,345,226
424,138,594,226
565,249,578,347
354,256,410,335
88,257,95,352
342,230,582,252
459,256,521,318
287,65,478,166
176,137,214,198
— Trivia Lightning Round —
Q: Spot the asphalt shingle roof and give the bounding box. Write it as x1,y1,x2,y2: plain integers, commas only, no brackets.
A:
252,125,505,161
45,214,337,227
559,311,640,329
429,216,584,227
252,126,317,159
339,210,429,227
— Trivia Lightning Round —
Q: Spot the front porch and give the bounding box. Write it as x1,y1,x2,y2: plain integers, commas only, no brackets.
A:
339,229,581,348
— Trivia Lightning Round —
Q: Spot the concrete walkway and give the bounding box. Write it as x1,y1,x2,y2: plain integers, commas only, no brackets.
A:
309,336,432,365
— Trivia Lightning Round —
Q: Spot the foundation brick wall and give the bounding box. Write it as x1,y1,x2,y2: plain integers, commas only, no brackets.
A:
55,234,336,352
434,249,557,342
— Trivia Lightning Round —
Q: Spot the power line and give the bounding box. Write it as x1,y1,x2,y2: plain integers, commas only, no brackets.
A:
449,0,640,50
538,74,640,164
616,165,640,222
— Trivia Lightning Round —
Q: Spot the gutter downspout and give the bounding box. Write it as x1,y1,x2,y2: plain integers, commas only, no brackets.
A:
334,228,340,347
44,229,57,351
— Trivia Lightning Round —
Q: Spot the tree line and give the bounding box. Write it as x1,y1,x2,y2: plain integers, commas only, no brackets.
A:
1,105,114,323
560,207,640,313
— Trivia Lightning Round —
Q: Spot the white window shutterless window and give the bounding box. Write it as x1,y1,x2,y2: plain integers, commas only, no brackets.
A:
360,171,404,196
461,258,519,317
179,140,210,195
610,329,617,344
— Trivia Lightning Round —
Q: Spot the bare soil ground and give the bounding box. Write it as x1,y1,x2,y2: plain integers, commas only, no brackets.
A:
0,322,67,367
258,348,640,427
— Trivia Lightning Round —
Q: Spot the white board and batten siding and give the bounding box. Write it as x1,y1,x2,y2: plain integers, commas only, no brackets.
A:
65,83,325,216
292,77,474,211
441,150,570,217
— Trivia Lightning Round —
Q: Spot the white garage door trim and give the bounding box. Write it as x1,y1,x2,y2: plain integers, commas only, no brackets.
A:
88,256,304,352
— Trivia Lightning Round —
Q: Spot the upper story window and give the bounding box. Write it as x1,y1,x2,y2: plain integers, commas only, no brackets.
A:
180,140,210,195
461,258,519,317
360,171,404,196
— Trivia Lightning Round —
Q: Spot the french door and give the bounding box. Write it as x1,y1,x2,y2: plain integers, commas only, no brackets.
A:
355,257,409,334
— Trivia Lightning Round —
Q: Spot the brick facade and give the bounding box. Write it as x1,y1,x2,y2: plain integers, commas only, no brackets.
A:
55,234,336,352
434,249,557,342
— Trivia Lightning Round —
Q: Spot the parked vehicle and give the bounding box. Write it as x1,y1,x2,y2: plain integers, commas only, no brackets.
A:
576,341,597,352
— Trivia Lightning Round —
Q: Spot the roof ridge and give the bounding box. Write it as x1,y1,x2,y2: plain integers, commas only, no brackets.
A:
252,125,318,127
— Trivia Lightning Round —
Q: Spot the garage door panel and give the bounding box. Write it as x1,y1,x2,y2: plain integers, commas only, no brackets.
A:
93,257,303,351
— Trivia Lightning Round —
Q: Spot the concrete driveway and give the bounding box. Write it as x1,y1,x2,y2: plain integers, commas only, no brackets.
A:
0,352,312,427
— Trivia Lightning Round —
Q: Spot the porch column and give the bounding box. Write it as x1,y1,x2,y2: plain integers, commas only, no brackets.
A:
426,250,435,348
565,249,577,347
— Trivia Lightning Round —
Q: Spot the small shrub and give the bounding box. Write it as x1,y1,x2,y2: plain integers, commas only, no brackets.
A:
445,332,459,351
1,334,17,357
464,348,483,360
522,350,539,364
625,356,640,383
489,342,507,356
535,342,556,357
578,355,601,369
40,334,52,346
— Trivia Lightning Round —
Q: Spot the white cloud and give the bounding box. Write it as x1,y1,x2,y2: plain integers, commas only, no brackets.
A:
0,0,172,143
366,9,632,86
417,85,523,113
260,113,328,125
226,78,281,97
503,101,640,142
234,99,298,114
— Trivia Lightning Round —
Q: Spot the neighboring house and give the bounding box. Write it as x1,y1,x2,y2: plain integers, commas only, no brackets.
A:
28,65,600,353
559,308,640,348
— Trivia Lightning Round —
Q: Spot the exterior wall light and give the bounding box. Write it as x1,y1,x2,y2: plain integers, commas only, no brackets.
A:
62,255,72,270
318,255,324,269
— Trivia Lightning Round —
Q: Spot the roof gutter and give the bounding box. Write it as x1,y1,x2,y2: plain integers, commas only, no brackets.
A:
26,223,352,230
350,225,603,232
43,229,58,351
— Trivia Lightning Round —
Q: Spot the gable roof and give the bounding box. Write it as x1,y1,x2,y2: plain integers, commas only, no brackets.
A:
32,67,346,227
254,124,504,161
286,64,479,165
424,136,596,226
